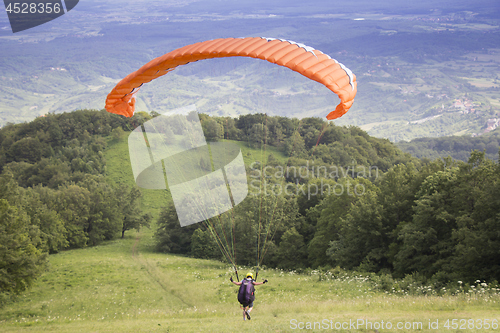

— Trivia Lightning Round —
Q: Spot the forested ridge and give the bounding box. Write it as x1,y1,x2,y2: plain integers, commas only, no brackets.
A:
0,109,499,307
398,128,500,162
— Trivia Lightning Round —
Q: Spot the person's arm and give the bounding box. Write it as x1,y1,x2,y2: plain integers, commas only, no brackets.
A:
230,277,242,285
253,279,268,286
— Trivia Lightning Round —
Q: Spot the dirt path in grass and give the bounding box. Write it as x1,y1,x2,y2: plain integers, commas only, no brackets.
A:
130,231,193,307
131,231,140,257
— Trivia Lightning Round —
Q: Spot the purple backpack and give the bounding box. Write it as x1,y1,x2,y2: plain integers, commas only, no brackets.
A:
237,279,255,306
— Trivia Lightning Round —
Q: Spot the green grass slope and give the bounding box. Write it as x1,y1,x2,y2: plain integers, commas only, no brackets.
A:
1,227,499,332
1,131,498,332
103,135,288,221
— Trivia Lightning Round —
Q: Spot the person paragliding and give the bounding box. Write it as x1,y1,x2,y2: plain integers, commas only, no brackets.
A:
230,272,268,320
105,36,355,320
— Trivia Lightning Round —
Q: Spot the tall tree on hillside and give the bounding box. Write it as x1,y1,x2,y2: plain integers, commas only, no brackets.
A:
201,117,221,142
79,176,122,244
327,189,385,271
449,151,500,282
248,123,267,148
155,201,199,253
284,132,306,158
308,177,372,268
119,186,152,238
21,186,68,253
378,161,441,270
393,166,460,281
0,200,47,298
55,184,92,248
276,227,307,269
191,229,219,259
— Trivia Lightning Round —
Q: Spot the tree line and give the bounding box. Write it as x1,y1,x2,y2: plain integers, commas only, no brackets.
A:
398,128,500,162
156,113,500,288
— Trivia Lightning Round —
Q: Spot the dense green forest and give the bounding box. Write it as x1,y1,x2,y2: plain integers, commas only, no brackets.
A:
155,112,500,289
0,110,152,304
0,109,499,307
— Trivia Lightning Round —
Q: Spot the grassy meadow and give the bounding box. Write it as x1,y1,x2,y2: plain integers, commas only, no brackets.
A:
1,134,499,332
1,226,499,332
103,135,289,220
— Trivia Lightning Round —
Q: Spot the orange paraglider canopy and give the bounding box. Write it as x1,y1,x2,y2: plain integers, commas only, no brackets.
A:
105,37,356,120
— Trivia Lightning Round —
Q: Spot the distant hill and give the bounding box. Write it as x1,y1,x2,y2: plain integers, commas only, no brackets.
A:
1,0,499,141
397,128,500,161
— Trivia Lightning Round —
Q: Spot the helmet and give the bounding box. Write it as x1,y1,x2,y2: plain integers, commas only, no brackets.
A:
246,272,253,279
